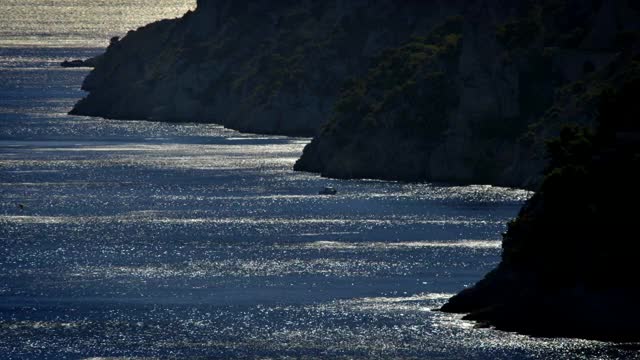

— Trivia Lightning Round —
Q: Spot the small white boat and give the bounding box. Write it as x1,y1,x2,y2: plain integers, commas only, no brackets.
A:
319,186,337,195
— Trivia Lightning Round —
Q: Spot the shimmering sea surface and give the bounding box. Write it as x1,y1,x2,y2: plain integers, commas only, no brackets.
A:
1,2,638,359
0,0,196,48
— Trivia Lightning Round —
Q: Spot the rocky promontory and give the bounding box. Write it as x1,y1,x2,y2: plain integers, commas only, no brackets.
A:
295,0,640,188
71,0,639,188
441,76,640,341
70,0,466,136
61,53,104,68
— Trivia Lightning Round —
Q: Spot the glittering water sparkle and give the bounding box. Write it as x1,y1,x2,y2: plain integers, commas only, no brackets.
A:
0,2,637,359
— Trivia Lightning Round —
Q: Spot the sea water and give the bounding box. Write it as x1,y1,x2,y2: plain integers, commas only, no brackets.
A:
0,2,637,359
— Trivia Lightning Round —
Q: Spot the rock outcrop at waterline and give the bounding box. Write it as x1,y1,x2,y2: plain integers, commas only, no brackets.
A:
61,54,103,68
70,0,465,136
441,76,640,341
295,0,640,188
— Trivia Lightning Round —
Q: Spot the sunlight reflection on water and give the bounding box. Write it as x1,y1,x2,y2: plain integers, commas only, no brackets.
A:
0,0,196,48
0,5,634,359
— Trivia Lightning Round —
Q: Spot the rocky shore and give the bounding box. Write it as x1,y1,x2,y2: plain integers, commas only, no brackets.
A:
70,0,465,136
61,54,103,68
70,0,639,188
440,77,640,341
295,0,640,189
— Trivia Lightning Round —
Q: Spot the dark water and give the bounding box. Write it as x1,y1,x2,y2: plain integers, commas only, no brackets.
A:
0,8,638,360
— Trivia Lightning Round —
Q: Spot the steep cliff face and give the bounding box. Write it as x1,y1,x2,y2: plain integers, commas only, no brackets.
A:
71,0,639,188
295,0,640,188
293,16,466,181
440,75,640,340
71,0,465,136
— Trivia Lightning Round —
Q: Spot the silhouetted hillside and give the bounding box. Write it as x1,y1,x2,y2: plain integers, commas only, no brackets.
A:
295,0,640,188
71,0,639,188
441,75,640,341
71,0,465,136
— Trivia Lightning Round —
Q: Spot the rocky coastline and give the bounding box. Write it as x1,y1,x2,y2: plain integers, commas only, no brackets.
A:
294,0,640,189
70,0,639,189
61,54,103,68
440,77,640,341
67,0,640,342
70,0,466,137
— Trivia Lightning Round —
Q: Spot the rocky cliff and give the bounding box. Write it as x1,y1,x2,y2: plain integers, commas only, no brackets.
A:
295,0,640,188
70,0,465,136
71,0,639,188
440,74,640,341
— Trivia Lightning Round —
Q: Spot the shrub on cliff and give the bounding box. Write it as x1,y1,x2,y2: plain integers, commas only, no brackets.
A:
321,16,463,139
